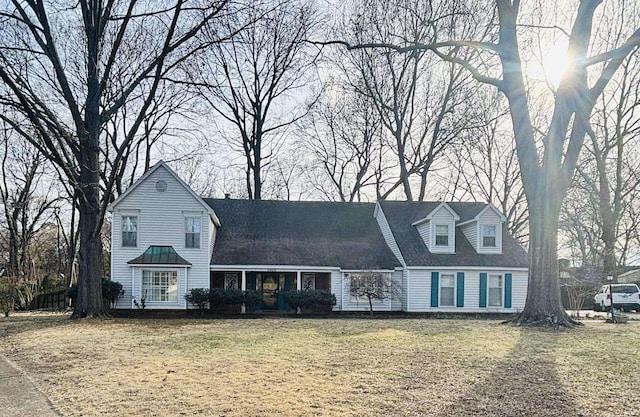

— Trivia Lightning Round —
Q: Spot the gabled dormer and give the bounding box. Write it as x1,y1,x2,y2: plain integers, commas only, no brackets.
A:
412,202,460,254
457,204,506,254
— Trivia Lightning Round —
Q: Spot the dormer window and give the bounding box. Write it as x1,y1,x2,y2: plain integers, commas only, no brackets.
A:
482,225,497,248
435,224,449,246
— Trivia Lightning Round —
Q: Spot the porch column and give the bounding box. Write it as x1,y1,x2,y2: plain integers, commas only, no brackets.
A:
296,271,302,314
241,270,247,314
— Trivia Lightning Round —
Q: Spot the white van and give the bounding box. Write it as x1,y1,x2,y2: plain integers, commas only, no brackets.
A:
593,284,640,312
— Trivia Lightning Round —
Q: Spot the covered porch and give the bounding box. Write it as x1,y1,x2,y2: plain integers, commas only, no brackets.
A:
210,267,332,311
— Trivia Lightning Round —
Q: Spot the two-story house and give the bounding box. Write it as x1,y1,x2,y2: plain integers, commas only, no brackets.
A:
108,161,529,313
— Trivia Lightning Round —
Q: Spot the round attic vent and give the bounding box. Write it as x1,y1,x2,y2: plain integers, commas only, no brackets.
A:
155,180,167,192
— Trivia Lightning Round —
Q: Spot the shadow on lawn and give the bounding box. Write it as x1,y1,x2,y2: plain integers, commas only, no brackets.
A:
435,330,584,417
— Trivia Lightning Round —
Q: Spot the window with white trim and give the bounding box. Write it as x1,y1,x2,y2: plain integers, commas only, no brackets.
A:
122,215,138,247
482,225,497,248
224,272,238,289
142,270,178,302
302,273,316,290
440,274,455,306
185,217,201,248
488,274,503,307
435,224,449,246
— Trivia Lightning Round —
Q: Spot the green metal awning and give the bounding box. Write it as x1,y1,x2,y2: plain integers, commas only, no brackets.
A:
127,246,191,266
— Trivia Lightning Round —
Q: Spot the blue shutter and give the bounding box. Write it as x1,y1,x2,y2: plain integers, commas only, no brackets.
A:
456,272,465,307
505,273,512,308
430,272,439,307
479,273,487,308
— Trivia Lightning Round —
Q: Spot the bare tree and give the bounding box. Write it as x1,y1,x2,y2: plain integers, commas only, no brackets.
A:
337,0,486,201
328,0,640,326
0,127,61,307
445,91,529,243
569,49,640,279
0,0,231,317
346,271,401,316
300,88,383,202
193,0,320,200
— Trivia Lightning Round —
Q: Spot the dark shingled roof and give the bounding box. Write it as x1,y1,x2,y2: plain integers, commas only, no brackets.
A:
128,246,192,265
378,201,528,268
204,199,402,270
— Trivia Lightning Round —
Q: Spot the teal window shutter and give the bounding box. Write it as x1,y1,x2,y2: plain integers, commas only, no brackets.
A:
431,272,439,307
456,272,465,307
505,273,512,308
479,273,487,308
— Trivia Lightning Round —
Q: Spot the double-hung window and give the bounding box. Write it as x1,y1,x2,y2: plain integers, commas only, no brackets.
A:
302,273,316,290
488,274,503,307
482,225,497,248
435,224,449,246
122,216,138,247
142,270,178,302
185,217,201,249
440,274,455,306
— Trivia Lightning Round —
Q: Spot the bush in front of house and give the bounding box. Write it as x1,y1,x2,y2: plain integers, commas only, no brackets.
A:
185,288,211,312
284,290,336,312
66,278,124,310
208,288,262,311
243,290,262,310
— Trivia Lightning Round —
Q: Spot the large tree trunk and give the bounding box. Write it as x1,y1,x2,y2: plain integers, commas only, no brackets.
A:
516,171,576,327
72,161,105,318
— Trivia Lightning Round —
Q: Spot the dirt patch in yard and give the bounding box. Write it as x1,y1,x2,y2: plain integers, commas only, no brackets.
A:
0,314,638,416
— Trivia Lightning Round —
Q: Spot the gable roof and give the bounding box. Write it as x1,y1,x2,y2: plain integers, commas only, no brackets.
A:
204,199,402,270
412,202,460,226
107,161,216,217
457,203,507,226
128,246,192,266
378,200,528,267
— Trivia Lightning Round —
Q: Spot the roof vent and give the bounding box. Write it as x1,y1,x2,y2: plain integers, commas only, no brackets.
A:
155,180,167,192
224,193,231,199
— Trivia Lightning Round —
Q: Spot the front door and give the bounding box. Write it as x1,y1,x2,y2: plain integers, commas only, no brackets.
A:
260,274,279,309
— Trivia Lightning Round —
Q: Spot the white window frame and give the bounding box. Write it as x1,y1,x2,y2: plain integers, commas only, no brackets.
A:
142,270,178,303
122,215,138,248
434,224,449,247
224,272,239,289
481,224,497,248
439,273,456,307
185,216,201,249
488,274,503,307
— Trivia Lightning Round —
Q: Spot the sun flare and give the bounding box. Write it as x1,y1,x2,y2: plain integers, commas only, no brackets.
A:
541,41,570,88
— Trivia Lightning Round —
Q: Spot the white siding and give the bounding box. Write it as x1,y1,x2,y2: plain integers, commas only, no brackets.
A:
374,204,406,266
428,206,456,253
111,165,212,309
416,222,430,249
406,268,528,313
461,223,478,251
331,270,343,311
407,270,431,311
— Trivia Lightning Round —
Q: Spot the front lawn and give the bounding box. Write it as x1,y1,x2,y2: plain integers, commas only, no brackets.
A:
0,314,637,416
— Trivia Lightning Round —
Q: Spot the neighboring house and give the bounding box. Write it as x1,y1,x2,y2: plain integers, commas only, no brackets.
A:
108,161,529,313
618,268,640,285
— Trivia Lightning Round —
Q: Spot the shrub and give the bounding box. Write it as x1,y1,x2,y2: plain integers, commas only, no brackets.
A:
0,279,16,317
243,290,262,309
284,290,336,312
66,278,125,310
103,280,124,308
185,288,211,312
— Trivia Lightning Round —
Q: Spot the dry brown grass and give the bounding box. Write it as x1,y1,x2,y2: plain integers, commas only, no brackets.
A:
0,313,638,417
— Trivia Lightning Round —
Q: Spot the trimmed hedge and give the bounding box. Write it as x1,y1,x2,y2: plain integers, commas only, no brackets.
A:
185,288,263,311
284,290,336,311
